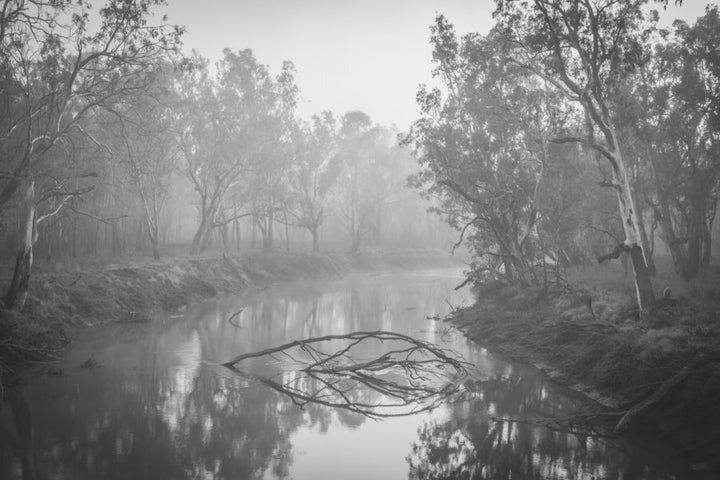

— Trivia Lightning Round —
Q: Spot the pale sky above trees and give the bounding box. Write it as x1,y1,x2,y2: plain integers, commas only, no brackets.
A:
167,0,716,129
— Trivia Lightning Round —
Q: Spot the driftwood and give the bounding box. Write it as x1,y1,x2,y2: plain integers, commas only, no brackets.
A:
223,330,470,418
454,277,473,291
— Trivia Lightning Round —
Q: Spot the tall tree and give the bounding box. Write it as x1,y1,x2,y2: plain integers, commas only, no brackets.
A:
1,0,181,309
406,17,557,285
336,111,377,254
646,7,720,279
177,51,298,255
494,0,656,311
100,63,179,261
290,112,342,253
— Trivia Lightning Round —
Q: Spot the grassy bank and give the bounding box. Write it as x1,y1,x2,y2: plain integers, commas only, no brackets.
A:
0,248,462,375
451,257,720,471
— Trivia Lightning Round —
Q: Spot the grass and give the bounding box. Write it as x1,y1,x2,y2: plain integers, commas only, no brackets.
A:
452,254,720,469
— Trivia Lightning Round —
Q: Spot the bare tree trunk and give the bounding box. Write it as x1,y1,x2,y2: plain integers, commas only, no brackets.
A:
262,214,273,253
283,211,290,252
135,216,144,254
190,213,210,255
4,181,37,310
148,233,161,261
350,226,361,254
636,206,656,276
612,142,655,312
198,224,214,253
700,209,713,271
311,226,320,254
251,214,257,249
375,203,383,246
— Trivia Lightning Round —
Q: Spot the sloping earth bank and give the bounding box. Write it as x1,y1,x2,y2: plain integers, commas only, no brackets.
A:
451,282,720,473
0,248,461,374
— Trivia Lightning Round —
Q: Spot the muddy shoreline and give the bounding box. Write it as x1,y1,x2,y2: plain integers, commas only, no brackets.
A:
449,282,720,473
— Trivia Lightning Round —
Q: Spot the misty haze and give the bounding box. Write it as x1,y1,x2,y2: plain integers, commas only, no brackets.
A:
1,1,720,479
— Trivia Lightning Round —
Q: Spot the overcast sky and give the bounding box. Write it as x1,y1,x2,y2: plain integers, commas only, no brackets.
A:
164,0,718,130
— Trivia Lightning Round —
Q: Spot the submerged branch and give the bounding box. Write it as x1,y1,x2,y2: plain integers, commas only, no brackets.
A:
222,330,471,419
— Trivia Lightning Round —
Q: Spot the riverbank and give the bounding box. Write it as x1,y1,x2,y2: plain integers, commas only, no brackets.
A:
0,248,463,377
451,262,720,472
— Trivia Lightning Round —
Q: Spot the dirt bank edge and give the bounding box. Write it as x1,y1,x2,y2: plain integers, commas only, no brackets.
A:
0,248,461,373
449,283,720,471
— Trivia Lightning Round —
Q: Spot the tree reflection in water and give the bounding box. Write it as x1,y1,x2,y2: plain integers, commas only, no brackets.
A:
0,272,694,479
407,369,689,480
223,331,470,419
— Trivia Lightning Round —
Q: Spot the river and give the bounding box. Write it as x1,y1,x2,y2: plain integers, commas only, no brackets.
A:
0,268,702,479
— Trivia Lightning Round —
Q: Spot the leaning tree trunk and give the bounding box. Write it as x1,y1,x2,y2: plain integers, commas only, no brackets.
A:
611,140,655,313
4,181,38,310
190,212,212,255
147,229,161,261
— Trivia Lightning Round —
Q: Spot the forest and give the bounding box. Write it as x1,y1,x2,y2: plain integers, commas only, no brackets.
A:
0,0,455,311
406,1,719,314
1,0,718,314
2,0,720,478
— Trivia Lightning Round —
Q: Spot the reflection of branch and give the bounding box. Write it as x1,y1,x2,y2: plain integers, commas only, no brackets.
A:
227,309,243,328
223,331,471,419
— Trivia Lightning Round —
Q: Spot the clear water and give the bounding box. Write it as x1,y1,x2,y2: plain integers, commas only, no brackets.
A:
0,269,702,479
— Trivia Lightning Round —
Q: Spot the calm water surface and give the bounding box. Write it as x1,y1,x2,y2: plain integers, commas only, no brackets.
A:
0,268,703,479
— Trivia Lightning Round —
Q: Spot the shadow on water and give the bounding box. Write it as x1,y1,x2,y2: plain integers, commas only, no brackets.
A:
0,269,706,479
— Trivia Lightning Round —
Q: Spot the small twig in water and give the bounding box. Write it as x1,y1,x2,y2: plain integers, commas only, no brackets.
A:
228,309,243,328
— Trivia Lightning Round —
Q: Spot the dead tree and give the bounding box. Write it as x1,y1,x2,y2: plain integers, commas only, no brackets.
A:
222,331,471,418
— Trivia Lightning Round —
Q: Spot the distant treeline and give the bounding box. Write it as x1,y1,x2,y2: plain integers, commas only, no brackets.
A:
0,0,454,309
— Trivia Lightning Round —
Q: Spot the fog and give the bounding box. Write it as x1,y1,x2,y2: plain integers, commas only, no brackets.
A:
2,1,720,478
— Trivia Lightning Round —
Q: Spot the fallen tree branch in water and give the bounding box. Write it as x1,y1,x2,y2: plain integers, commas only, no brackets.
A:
227,309,243,328
222,330,471,418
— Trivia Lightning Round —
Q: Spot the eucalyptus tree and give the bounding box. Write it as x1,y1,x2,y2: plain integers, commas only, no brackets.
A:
99,63,180,261
177,50,298,255
492,0,658,311
363,127,408,247
405,17,560,285
247,60,299,253
176,54,237,255
644,7,720,279
335,111,378,254
290,111,342,253
0,0,181,309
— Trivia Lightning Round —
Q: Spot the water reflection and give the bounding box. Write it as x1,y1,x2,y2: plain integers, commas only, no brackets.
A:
0,270,701,479
407,370,690,480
